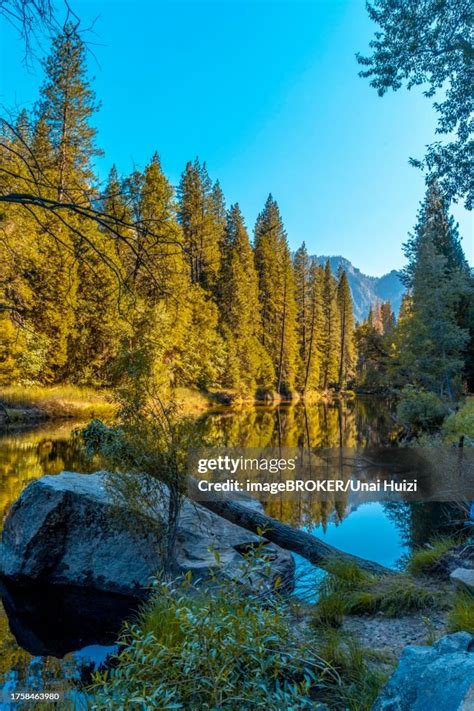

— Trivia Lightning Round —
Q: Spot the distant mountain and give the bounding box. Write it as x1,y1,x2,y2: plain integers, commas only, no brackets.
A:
312,255,405,323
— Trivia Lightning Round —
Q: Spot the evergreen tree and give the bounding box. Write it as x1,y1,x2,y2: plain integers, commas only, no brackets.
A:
397,241,469,399
336,269,355,388
294,243,311,389
396,183,471,398
36,24,101,202
293,244,324,392
254,195,299,394
403,182,469,288
319,261,339,389
380,302,395,335
219,204,273,391
177,159,224,293
304,262,324,392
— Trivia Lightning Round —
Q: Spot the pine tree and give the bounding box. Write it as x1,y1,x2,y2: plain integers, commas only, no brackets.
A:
398,240,469,399
37,24,102,202
336,268,355,388
319,261,339,389
299,262,324,393
294,243,311,389
219,204,273,391
403,182,469,288
254,195,299,394
396,183,471,398
177,159,224,293
293,244,324,392
380,302,395,335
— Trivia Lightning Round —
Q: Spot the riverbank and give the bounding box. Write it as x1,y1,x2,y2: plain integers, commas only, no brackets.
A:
0,384,357,428
0,386,117,427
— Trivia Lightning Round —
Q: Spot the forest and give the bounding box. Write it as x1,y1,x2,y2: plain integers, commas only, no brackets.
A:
1,26,471,412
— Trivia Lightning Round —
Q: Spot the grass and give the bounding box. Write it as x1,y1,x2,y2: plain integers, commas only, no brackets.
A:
314,628,391,711
407,536,461,577
312,559,446,628
173,386,217,413
448,590,474,634
0,385,117,423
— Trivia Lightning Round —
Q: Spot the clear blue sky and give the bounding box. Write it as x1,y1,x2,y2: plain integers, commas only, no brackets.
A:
1,0,471,276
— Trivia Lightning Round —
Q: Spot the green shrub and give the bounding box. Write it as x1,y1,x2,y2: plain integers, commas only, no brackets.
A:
90,570,334,710
396,387,448,434
448,590,474,634
442,398,474,444
407,536,460,576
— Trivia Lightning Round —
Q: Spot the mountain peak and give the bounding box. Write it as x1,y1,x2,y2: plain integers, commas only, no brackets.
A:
311,255,404,322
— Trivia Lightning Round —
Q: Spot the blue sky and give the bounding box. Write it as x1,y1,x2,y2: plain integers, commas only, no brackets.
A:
1,0,471,276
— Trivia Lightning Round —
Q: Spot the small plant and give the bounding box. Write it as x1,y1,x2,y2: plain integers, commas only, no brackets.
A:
312,560,444,627
89,568,336,710
448,590,474,634
314,629,391,711
407,536,460,576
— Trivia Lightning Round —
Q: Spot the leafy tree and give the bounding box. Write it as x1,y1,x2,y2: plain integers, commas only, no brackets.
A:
358,0,473,207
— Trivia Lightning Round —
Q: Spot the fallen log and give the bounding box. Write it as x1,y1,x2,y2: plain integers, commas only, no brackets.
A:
186,477,395,577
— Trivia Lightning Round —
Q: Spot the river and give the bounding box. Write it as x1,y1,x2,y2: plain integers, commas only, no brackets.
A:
0,397,459,700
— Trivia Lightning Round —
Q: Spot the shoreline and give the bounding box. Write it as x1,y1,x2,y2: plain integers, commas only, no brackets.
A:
0,385,366,430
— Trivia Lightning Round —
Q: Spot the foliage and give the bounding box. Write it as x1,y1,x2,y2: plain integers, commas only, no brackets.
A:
90,569,333,710
312,629,390,711
0,384,116,420
442,398,474,444
354,301,395,391
407,536,461,577
336,268,356,388
81,341,196,570
254,195,300,395
358,0,473,207
0,24,357,399
448,590,474,634
396,387,448,435
312,560,443,627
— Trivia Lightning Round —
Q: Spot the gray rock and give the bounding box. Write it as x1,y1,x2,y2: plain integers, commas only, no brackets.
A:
450,567,474,592
0,472,294,599
372,632,474,711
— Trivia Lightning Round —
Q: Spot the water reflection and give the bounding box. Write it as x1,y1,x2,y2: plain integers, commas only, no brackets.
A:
0,398,460,689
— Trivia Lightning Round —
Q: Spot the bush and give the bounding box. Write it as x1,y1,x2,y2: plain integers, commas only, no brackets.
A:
407,536,460,576
442,398,474,444
396,387,448,435
90,567,334,710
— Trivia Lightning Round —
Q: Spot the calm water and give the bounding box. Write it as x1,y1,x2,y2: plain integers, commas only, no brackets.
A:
0,398,459,699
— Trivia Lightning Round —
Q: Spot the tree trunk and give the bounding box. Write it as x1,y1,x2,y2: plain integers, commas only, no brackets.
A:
187,477,394,577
